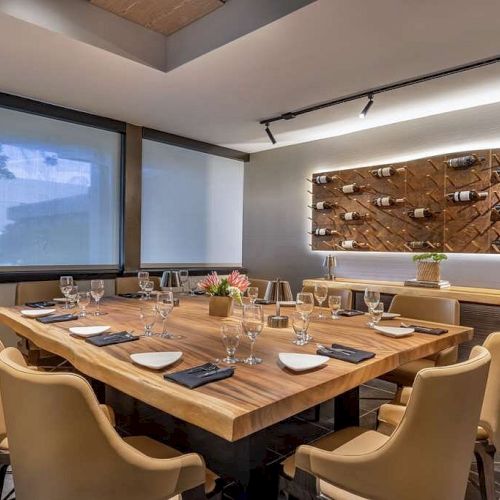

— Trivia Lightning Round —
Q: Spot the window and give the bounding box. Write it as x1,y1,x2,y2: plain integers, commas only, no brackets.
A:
141,140,244,266
0,107,122,269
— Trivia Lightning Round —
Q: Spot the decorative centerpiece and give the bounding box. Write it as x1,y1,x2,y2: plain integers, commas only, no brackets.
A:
405,252,450,288
198,271,249,317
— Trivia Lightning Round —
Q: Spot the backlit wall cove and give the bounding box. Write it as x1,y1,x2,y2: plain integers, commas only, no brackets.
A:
308,149,500,253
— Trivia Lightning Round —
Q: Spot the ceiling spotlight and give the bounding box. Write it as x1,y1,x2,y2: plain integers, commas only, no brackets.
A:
359,94,374,119
265,123,277,144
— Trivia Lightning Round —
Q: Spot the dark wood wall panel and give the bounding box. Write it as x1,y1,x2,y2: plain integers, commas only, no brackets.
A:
310,148,500,254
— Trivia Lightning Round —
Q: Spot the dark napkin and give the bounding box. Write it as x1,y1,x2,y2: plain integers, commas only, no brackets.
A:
86,331,139,347
408,325,448,335
164,363,235,389
25,301,56,308
255,299,272,305
338,309,365,317
118,293,142,299
317,343,376,364
36,314,78,324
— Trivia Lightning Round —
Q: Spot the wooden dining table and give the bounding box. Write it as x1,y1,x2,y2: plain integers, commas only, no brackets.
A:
0,295,473,496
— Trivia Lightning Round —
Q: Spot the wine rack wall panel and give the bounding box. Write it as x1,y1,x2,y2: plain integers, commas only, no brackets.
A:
309,148,500,254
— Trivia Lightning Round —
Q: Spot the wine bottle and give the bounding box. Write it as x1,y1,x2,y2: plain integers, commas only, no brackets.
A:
340,240,367,250
446,190,488,202
340,211,361,221
446,155,481,169
372,196,405,207
492,239,500,247
407,208,433,219
341,183,364,194
314,175,333,184
311,201,335,210
313,228,337,236
408,241,438,250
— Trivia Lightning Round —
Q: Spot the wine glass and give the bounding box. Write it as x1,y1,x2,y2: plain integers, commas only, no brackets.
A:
221,322,241,364
242,304,264,365
296,292,314,319
77,291,91,318
156,291,175,338
364,288,380,311
179,270,189,295
59,276,74,309
313,284,328,319
90,280,106,316
368,302,384,328
140,304,157,337
329,295,342,320
247,287,259,304
138,271,149,299
143,280,154,301
66,285,79,309
291,313,309,346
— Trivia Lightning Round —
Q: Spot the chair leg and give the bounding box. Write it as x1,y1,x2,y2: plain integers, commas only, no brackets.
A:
181,484,208,500
474,440,497,500
280,468,318,500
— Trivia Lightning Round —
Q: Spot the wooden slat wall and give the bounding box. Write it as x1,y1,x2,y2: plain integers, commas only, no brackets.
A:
90,0,224,35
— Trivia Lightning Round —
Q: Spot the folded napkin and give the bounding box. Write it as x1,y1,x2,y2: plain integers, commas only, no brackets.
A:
254,299,272,305
407,325,448,335
25,301,56,308
164,363,235,389
86,331,139,347
36,314,78,324
337,309,365,317
317,343,376,364
118,293,142,299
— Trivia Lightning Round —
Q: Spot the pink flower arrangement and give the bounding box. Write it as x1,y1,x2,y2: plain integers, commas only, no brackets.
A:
198,271,249,303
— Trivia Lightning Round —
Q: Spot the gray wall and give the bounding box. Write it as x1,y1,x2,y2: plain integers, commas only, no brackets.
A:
243,103,500,294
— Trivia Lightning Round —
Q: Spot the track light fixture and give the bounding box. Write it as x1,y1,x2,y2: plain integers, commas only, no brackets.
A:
359,94,374,119
264,123,277,144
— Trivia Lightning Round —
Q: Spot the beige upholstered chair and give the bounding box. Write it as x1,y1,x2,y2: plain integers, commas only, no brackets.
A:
247,278,271,299
281,346,491,500
378,331,500,500
0,347,220,500
301,285,352,310
381,295,460,387
116,276,161,295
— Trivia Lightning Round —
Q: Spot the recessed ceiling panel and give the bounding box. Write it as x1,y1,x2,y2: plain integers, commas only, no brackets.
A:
89,0,224,35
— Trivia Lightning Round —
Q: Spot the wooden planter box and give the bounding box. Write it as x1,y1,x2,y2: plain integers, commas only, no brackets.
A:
209,296,234,317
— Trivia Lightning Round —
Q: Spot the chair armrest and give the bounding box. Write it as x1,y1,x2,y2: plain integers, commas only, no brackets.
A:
400,386,413,405
99,404,116,427
378,404,406,428
434,346,458,367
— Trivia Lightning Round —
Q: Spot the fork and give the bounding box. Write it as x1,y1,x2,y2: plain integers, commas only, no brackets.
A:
316,343,354,356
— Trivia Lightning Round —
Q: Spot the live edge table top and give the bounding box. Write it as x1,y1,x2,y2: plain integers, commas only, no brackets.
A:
0,296,472,442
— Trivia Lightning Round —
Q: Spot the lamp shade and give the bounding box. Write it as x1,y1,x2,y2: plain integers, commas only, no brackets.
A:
263,278,293,303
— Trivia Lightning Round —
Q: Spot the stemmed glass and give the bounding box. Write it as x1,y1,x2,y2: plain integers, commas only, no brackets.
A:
143,280,154,301
90,280,106,316
291,313,309,346
77,291,91,318
247,287,259,304
242,304,264,365
66,285,79,309
140,305,157,337
368,302,384,328
329,295,342,320
59,276,74,309
138,271,149,299
156,291,175,338
221,322,241,364
296,292,314,319
314,284,328,319
179,270,189,295
364,288,380,311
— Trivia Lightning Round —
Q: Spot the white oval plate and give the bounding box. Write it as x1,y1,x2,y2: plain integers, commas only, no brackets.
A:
130,352,183,370
69,326,111,337
382,312,401,319
374,325,414,338
278,353,329,372
21,309,56,318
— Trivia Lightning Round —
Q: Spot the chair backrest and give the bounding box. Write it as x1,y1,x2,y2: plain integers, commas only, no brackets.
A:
370,346,490,500
15,281,61,305
116,276,160,294
248,278,271,299
389,294,460,325
301,286,352,310
481,331,500,448
0,347,191,500
0,341,6,448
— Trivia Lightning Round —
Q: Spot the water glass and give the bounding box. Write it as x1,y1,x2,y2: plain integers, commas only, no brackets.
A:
66,285,78,309
156,291,174,338
242,304,264,365
143,280,154,301
291,313,309,346
90,279,106,316
138,271,149,299
140,305,157,337
59,276,74,309
329,295,342,319
314,284,328,319
179,270,189,295
368,302,384,328
364,288,380,311
296,292,314,318
247,287,259,304
77,291,91,318
221,322,241,364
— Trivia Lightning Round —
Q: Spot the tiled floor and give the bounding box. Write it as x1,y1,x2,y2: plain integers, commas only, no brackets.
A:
1,379,498,499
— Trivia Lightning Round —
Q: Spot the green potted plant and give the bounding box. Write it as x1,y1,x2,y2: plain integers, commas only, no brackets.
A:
412,253,448,282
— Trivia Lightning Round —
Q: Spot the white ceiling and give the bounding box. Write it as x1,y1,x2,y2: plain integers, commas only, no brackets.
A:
0,0,499,153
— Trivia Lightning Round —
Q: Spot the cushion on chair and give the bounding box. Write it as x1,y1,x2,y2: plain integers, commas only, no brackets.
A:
123,436,218,494
381,358,435,386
